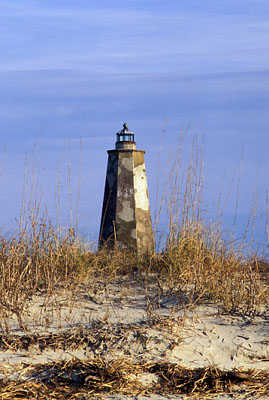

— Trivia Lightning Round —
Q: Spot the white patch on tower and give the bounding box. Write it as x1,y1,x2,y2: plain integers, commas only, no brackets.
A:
117,201,134,222
134,164,149,211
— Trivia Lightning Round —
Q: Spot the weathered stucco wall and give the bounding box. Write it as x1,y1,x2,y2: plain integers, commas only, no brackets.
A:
133,151,153,252
114,151,136,248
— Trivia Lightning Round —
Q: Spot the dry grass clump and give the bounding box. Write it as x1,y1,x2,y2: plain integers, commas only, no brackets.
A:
149,223,268,316
0,327,95,353
0,222,82,330
0,218,145,331
0,358,268,399
148,128,269,316
0,321,140,354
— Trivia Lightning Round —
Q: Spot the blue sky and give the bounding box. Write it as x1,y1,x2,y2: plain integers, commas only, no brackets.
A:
0,0,268,252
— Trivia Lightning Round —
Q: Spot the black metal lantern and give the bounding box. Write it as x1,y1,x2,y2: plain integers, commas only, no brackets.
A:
116,122,135,143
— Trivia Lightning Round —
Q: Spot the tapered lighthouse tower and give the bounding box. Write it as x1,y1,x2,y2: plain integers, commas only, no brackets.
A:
99,123,153,252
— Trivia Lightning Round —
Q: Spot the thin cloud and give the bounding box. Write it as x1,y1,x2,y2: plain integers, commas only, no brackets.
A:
0,1,268,74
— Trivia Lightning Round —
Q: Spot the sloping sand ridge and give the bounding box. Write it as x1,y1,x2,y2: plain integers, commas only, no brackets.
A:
0,275,268,399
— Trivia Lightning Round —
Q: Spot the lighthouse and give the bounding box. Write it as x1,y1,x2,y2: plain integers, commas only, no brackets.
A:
99,123,153,252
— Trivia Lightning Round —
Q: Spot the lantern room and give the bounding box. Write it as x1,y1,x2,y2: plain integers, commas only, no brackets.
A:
116,123,136,150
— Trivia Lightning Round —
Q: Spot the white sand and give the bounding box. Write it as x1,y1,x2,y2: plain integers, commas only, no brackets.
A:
0,276,268,399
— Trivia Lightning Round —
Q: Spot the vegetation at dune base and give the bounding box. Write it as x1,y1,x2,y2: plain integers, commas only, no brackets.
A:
0,129,268,331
